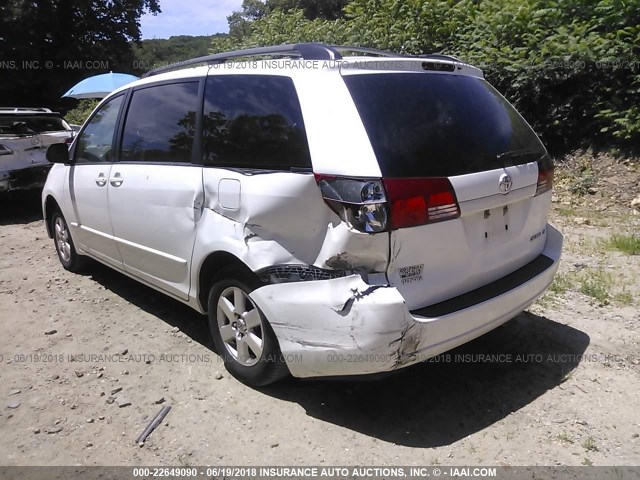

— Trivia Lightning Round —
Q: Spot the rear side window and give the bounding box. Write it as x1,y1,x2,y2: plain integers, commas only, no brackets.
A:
203,75,311,170
121,81,199,163
344,73,546,178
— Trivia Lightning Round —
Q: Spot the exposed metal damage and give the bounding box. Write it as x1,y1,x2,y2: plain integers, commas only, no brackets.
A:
243,232,258,245
333,285,382,316
389,323,420,367
325,252,359,270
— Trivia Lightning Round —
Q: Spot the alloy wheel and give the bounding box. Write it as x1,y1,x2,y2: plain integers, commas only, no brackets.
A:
216,286,264,366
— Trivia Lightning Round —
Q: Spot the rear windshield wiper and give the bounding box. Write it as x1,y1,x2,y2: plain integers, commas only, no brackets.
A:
496,149,546,167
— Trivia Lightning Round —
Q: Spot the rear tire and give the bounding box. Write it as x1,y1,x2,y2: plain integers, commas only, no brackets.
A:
51,210,87,273
207,270,289,387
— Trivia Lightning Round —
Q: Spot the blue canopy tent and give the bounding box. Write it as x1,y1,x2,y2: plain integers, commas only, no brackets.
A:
62,72,138,99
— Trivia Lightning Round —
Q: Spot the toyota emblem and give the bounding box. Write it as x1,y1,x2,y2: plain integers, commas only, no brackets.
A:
498,173,513,194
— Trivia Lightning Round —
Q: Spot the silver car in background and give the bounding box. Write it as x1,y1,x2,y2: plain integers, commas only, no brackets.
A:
0,107,73,193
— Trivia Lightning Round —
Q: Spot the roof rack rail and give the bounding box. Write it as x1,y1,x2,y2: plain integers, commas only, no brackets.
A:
331,45,407,57
143,43,344,78
142,42,463,78
417,53,463,62
0,107,53,113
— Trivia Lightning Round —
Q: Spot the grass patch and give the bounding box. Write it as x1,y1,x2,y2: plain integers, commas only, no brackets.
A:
537,272,575,306
544,268,633,306
556,207,578,217
579,269,612,303
568,162,596,196
605,233,640,255
582,436,599,452
557,432,574,444
613,290,634,306
550,273,574,295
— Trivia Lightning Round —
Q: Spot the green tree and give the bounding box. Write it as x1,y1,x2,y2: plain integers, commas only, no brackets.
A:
131,35,223,74
268,0,349,20
227,0,272,38
64,99,100,125
0,0,161,107
226,0,349,40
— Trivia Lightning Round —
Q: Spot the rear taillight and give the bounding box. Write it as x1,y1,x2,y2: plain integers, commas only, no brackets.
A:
314,174,389,233
314,174,460,232
64,136,74,145
535,154,554,196
383,177,460,229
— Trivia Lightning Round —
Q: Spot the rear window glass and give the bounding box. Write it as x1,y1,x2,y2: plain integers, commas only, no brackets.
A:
203,75,311,170
0,115,70,136
343,73,546,177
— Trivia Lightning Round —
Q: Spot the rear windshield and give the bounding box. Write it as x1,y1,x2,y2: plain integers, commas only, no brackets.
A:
0,115,70,136
343,73,546,177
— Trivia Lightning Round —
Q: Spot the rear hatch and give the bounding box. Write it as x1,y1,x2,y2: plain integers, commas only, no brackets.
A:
343,69,554,310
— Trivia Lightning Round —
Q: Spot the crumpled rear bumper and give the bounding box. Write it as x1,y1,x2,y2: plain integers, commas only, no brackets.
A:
250,224,563,378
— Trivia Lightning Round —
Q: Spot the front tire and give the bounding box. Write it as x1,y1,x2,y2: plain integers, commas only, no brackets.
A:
51,210,87,273
207,271,288,386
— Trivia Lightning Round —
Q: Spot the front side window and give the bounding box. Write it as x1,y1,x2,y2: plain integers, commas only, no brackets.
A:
75,95,124,163
203,75,311,170
121,81,199,163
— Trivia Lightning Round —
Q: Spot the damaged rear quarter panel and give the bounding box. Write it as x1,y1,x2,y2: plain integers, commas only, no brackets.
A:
192,169,391,292
195,169,331,269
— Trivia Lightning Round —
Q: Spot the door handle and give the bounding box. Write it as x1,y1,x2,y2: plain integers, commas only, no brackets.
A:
110,172,123,187
95,173,107,187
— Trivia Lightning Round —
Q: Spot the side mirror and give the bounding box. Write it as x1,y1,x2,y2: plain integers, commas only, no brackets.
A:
46,143,70,164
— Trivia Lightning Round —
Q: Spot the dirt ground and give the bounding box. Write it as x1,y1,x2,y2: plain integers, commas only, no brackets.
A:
1,155,639,467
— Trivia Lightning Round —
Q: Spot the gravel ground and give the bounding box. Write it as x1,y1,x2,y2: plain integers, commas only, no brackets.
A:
0,178,639,467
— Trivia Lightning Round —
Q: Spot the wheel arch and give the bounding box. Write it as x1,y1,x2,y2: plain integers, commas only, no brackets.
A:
44,195,61,238
197,251,258,313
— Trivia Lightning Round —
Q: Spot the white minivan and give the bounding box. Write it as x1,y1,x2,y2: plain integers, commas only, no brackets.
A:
42,43,562,386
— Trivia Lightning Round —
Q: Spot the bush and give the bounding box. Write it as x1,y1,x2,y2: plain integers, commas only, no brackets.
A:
64,99,100,125
450,0,640,154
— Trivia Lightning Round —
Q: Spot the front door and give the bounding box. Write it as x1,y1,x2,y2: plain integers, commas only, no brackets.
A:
68,94,124,267
107,81,202,300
